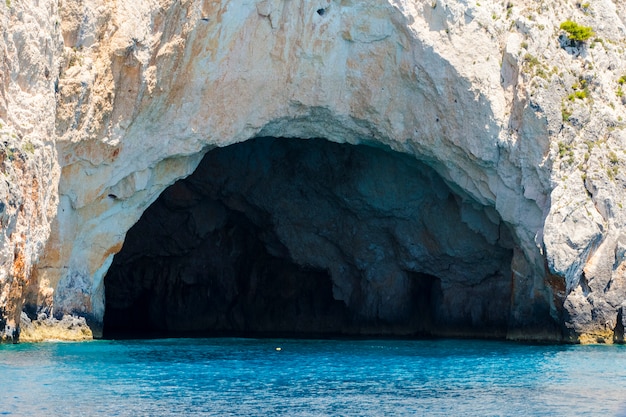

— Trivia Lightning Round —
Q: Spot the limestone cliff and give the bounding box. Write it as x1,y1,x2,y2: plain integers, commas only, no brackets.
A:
1,0,626,343
1,0,61,341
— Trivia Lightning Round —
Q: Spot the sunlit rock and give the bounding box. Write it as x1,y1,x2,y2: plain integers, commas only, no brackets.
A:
2,0,626,343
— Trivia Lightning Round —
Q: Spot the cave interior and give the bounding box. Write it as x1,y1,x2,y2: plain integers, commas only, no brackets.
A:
103,137,514,339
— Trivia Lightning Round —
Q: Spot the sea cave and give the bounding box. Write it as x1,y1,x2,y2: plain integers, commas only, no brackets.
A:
103,137,515,339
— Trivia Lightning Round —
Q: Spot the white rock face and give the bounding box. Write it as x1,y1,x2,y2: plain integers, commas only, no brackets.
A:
0,0,61,341
1,0,626,342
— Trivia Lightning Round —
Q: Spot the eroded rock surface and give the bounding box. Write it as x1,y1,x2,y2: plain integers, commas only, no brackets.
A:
0,0,62,342
1,0,626,342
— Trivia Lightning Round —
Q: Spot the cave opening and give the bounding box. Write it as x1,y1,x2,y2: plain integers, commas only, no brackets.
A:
102,137,514,339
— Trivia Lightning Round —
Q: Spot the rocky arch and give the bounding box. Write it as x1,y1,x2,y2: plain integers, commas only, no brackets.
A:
18,0,568,342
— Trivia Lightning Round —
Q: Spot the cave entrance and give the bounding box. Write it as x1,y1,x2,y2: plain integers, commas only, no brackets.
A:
102,137,514,339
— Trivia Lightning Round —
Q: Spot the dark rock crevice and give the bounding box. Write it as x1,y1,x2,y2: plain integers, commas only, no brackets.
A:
103,137,514,339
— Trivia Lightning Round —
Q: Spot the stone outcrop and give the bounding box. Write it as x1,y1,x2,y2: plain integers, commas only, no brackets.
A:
1,0,62,341
2,0,626,342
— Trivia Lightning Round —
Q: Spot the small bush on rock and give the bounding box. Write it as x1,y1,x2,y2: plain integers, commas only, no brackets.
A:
560,20,594,42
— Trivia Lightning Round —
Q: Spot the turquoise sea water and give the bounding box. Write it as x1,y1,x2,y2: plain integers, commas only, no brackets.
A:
1,338,626,416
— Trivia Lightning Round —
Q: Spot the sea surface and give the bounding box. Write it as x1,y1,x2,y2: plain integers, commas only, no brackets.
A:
1,337,626,416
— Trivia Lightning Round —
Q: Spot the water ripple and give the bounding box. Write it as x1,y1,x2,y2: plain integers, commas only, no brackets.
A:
1,339,625,416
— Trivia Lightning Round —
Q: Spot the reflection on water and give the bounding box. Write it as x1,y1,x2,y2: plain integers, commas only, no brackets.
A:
1,338,626,416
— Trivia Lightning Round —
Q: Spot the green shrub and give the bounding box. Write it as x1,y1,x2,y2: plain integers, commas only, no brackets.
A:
558,142,574,160
562,106,572,121
535,67,547,79
22,142,34,154
560,20,595,42
568,91,587,101
523,53,540,67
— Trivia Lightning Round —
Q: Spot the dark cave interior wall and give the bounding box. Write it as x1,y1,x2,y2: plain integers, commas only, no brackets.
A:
103,137,514,338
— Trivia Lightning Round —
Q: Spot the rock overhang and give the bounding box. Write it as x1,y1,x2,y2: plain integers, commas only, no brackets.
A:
50,0,552,336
